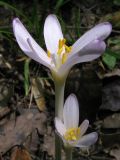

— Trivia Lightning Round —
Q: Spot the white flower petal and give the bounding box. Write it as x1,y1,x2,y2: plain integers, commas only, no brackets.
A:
76,39,106,57
55,117,66,136
80,120,89,137
70,40,106,64
44,14,63,54
75,132,98,147
72,22,112,54
58,40,106,77
13,18,51,68
63,94,79,129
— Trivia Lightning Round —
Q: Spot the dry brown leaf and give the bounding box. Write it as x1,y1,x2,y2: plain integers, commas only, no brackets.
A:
24,130,40,154
0,153,3,160
0,107,10,119
31,78,46,111
97,68,120,79
43,133,55,156
100,132,120,148
100,11,120,27
102,113,120,129
0,109,47,154
110,146,120,160
100,80,120,111
11,147,32,160
0,79,13,107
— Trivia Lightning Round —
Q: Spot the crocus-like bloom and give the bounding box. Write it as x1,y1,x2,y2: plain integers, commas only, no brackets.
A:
12,14,112,78
55,94,98,147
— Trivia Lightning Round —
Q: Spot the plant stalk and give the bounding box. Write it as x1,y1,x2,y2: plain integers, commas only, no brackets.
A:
64,146,73,160
53,72,67,160
55,79,65,119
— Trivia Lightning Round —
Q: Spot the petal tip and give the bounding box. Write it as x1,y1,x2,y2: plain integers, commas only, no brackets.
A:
13,17,20,24
45,14,58,24
99,22,112,35
44,14,63,53
46,14,57,19
104,22,112,28
68,93,77,100
84,119,89,125
65,94,79,109
104,22,112,32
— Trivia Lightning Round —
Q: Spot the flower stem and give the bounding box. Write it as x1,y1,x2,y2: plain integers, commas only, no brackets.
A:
54,78,65,160
55,134,62,160
53,72,67,160
64,146,73,160
55,79,65,119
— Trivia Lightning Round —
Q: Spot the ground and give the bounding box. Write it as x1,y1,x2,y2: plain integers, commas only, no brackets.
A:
0,0,120,159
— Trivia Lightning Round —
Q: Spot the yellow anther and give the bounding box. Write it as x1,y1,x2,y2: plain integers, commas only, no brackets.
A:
63,38,66,44
65,45,72,53
47,50,51,58
57,47,63,55
59,39,63,49
47,38,72,67
58,39,66,49
64,127,80,141
72,136,77,140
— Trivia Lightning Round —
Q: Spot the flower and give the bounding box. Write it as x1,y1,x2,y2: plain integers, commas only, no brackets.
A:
12,14,112,78
55,94,98,147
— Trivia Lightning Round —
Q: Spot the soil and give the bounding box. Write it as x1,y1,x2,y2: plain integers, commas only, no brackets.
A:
0,0,120,160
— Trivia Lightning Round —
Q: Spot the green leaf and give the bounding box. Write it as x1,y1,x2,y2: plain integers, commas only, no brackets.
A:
0,1,32,27
54,0,70,13
105,49,120,59
102,53,117,69
114,0,120,6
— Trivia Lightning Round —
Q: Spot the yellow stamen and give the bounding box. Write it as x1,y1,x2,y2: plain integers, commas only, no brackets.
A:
63,38,66,44
65,45,72,53
57,47,63,55
47,39,72,67
58,39,72,64
59,39,66,48
59,39,63,49
47,50,51,58
64,127,80,141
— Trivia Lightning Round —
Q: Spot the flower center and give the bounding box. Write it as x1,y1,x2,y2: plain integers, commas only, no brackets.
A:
47,39,72,68
64,127,80,141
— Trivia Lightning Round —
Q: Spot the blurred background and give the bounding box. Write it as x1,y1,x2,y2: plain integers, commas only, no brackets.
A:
0,0,120,160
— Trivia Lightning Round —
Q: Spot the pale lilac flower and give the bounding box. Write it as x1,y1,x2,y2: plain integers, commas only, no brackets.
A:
55,94,98,147
12,14,112,78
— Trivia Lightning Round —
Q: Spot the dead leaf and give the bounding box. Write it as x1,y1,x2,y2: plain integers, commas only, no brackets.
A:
31,78,46,111
24,130,40,154
110,146,120,160
42,127,55,157
102,113,120,129
0,79,13,107
100,132,120,148
0,107,10,119
11,147,32,160
0,109,47,154
0,153,3,160
97,68,120,79
43,134,54,156
100,11,120,27
100,79,120,111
